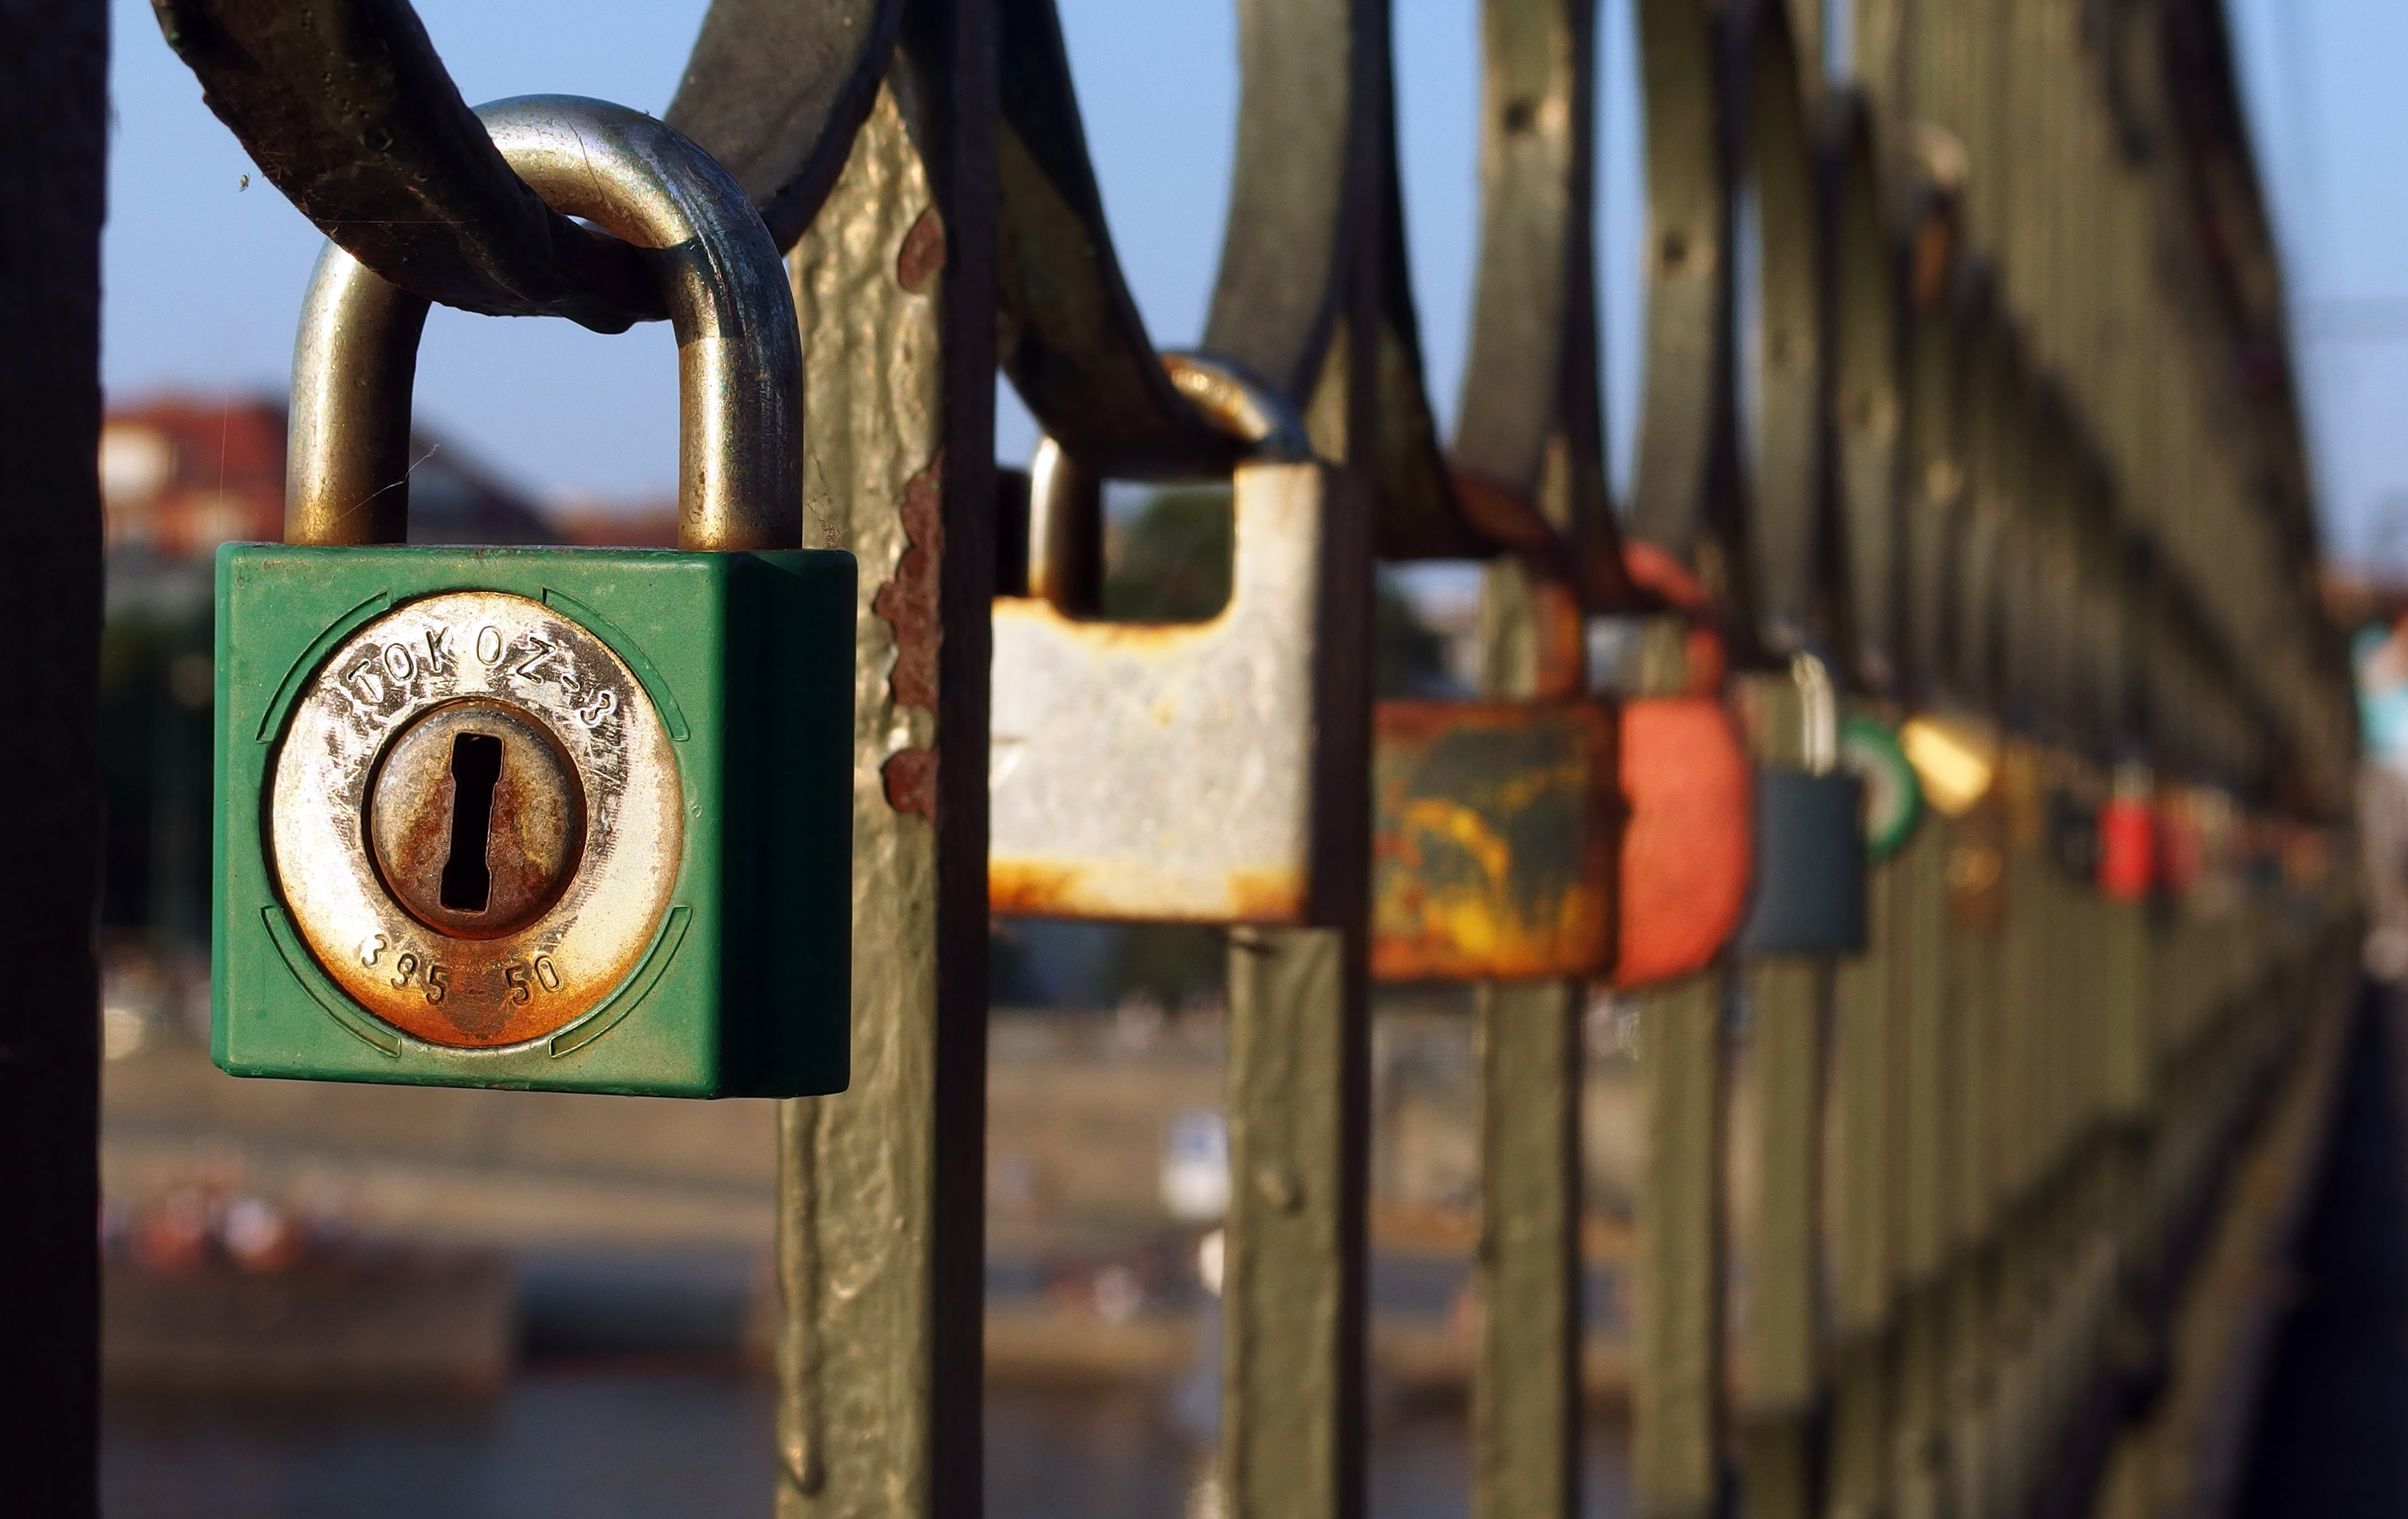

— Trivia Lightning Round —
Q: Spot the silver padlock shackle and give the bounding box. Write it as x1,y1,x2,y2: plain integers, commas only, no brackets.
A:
287,95,801,552
1024,351,1309,611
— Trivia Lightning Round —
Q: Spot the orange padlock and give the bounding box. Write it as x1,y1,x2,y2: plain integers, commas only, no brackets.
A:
1612,694,1752,988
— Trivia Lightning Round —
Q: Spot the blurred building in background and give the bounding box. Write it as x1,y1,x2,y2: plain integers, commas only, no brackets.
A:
102,396,559,556
100,399,285,558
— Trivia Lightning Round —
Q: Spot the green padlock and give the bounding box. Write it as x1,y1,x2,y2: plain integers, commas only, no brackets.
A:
212,97,855,1098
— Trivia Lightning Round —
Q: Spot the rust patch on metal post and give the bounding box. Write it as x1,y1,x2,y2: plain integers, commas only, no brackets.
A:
875,451,942,822
896,205,947,293
873,453,946,713
882,749,938,820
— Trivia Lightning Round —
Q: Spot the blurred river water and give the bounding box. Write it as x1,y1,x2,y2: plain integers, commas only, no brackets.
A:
99,976,1642,1518
106,1375,1632,1519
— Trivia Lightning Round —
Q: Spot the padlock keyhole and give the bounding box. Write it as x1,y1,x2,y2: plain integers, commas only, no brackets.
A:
368,700,587,939
437,732,504,913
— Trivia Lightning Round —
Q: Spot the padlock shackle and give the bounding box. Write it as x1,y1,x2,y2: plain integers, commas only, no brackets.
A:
1023,351,1307,611
287,95,802,552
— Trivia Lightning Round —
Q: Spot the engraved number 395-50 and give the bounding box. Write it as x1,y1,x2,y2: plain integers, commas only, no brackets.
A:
387,951,449,1005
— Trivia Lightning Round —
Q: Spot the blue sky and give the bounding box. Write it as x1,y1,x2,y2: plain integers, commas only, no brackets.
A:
2225,0,2408,567
101,0,2396,563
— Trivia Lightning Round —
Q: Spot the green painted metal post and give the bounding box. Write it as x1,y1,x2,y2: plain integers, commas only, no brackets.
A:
1474,978,1585,1519
775,17,996,1513
1636,970,1727,1519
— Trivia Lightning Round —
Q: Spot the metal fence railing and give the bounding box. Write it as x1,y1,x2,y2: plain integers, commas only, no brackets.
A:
4,0,2362,1515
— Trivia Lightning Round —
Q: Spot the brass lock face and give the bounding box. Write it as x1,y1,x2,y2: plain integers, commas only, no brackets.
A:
269,591,683,1048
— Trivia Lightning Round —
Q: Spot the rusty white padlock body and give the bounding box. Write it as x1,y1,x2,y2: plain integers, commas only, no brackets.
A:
990,453,1327,923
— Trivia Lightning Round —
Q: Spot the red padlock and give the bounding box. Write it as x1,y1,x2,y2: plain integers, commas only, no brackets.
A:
2097,799,2154,901
2097,766,2154,902
1613,693,1752,988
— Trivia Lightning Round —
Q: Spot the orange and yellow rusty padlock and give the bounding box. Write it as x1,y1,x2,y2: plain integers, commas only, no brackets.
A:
1369,595,1751,987
1369,700,1622,982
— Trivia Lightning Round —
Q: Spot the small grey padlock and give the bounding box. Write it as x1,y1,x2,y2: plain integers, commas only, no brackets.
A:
1739,768,1869,954
1735,653,1869,955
